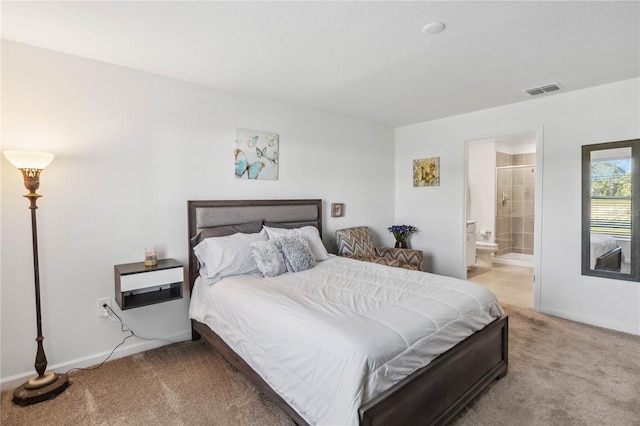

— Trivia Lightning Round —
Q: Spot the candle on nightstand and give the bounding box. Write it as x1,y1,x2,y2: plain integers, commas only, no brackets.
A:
144,246,157,266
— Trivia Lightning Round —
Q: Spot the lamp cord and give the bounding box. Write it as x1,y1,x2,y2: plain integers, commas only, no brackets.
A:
65,305,189,375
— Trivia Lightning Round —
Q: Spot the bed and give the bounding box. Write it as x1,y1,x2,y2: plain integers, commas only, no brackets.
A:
590,234,623,271
188,199,508,425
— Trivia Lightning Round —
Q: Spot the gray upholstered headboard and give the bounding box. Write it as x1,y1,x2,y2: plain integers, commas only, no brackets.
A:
187,199,323,290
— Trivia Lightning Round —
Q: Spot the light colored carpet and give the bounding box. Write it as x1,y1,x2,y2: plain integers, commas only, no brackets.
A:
2,305,639,425
1,341,295,426
452,305,640,426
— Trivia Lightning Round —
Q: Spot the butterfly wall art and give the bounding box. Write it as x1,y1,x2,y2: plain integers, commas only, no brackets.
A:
413,157,440,187
235,128,279,180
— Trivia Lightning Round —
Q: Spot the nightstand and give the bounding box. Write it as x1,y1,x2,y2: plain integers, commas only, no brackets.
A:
114,258,184,310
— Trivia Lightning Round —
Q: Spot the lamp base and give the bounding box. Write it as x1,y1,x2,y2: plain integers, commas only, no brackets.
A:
12,372,70,406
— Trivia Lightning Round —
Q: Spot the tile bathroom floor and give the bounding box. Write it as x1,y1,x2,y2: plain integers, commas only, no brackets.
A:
467,263,534,308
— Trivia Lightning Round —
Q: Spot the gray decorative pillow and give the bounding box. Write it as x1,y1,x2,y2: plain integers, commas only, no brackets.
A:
251,240,287,278
276,234,316,273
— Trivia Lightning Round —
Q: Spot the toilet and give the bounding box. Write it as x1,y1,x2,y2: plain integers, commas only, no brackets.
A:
475,240,499,266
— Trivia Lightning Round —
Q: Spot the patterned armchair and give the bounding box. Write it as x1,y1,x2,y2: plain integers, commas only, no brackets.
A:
335,226,423,271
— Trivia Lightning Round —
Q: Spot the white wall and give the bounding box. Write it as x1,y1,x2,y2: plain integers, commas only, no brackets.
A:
467,140,496,242
0,41,395,386
395,78,640,335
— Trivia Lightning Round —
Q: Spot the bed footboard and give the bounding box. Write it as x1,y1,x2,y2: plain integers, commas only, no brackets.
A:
595,246,622,272
359,315,508,426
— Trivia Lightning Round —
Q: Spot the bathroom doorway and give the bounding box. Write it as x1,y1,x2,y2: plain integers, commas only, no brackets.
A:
464,129,542,309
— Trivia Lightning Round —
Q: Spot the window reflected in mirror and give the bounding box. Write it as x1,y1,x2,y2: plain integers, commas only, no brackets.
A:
582,139,639,281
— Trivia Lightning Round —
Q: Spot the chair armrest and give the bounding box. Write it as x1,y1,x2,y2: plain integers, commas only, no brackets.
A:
375,247,424,270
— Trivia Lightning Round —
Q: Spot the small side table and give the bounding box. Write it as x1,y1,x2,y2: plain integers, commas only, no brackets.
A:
114,258,184,310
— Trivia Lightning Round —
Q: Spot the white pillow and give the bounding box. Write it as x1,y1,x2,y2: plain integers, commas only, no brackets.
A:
263,225,333,261
251,240,287,278
275,235,316,273
193,230,268,284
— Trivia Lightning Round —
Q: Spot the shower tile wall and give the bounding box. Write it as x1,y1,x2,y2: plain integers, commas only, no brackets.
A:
496,152,535,256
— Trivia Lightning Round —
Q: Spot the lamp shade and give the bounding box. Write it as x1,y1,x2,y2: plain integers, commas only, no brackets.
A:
3,151,54,170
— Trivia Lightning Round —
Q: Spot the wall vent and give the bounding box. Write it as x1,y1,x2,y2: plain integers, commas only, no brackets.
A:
524,82,561,96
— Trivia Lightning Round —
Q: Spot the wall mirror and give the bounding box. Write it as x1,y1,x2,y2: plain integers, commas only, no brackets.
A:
582,139,639,281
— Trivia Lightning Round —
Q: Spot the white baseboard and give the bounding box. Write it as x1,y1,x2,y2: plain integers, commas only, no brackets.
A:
0,330,192,391
538,307,639,336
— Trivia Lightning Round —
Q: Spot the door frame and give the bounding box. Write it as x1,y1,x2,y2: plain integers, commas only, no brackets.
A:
463,126,544,310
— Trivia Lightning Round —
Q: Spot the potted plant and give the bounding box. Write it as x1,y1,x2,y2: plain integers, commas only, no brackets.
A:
387,225,418,249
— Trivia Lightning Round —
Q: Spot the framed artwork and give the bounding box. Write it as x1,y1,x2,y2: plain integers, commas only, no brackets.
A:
413,157,440,187
331,203,344,217
235,128,279,180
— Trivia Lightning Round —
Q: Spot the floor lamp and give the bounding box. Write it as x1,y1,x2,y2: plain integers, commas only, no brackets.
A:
3,150,70,406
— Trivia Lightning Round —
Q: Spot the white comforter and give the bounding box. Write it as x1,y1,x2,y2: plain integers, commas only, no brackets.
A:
189,256,503,425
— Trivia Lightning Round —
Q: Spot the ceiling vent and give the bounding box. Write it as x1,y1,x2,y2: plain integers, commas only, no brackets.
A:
524,82,561,96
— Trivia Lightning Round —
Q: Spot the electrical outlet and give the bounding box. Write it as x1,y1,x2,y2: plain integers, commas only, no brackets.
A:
97,298,112,317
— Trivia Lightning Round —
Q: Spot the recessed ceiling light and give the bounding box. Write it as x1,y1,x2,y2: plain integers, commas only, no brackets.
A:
422,22,446,35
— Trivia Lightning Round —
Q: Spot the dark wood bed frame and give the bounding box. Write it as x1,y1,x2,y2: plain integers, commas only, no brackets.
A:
188,199,508,426
594,246,622,272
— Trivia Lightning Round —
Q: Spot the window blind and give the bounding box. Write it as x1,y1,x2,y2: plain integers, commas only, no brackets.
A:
590,197,631,237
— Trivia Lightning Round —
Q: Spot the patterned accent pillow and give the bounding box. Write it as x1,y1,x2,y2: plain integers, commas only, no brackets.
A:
251,240,287,278
263,225,332,261
275,234,316,273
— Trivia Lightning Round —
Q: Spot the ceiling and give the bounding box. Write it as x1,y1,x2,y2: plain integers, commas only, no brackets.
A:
1,1,638,127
